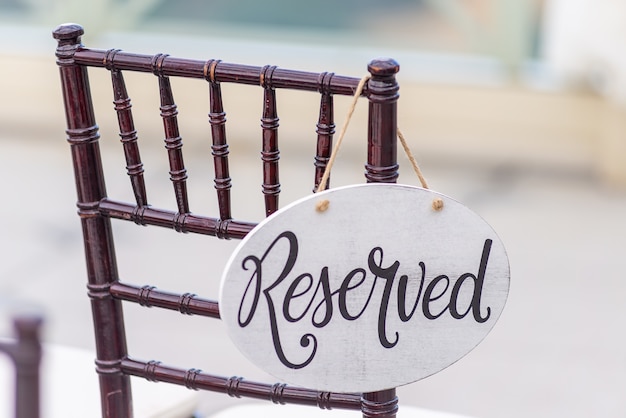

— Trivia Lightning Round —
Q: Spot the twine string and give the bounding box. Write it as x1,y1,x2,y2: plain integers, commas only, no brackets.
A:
315,75,444,212
397,128,428,189
397,128,444,211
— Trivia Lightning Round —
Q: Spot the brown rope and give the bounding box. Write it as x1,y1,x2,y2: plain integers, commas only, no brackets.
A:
397,128,428,189
397,128,444,211
315,75,443,212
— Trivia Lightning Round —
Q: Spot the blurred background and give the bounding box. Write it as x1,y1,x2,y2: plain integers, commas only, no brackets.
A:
0,1,625,417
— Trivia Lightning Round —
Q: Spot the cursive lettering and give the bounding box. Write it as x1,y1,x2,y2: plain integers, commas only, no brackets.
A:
237,231,494,369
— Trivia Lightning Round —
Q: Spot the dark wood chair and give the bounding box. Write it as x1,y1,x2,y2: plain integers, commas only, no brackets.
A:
0,314,42,418
53,23,475,418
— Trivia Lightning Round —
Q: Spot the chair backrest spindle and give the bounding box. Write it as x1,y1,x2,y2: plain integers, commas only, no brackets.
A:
260,65,281,217
108,60,149,208
206,60,233,221
154,56,190,216
313,72,335,192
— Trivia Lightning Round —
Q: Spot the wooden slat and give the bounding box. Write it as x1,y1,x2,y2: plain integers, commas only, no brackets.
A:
121,357,361,410
260,66,280,217
73,48,368,96
110,282,220,318
98,198,256,239
314,72,335,192
207,62,233,221
108,63,148,207
155,66,190,215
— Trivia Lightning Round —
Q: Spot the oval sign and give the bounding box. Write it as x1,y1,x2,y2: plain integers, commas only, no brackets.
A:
219,184,509,393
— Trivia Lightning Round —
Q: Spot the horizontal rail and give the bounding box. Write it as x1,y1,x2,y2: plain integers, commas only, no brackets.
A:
74,48,368,96
98,198,256,239
110,282,220,318
121,357,362,410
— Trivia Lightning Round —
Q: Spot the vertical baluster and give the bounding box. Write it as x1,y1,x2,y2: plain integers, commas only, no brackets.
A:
314,72,335,192
260,65,280,217
106,51,148,207
205,59,232,221
153,54,190,216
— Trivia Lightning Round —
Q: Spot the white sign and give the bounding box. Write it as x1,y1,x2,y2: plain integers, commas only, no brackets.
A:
219,184,509,393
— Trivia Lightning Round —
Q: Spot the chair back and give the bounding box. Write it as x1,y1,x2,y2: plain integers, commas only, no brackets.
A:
53,23,400,418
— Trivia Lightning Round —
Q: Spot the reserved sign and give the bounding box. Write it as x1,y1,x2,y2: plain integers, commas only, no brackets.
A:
219,184,510,393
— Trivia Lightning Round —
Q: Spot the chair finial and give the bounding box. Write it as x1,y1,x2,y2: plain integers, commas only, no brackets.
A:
367,58,400,77
52,23,84,41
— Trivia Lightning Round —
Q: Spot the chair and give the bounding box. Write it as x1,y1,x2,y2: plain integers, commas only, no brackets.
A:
53,23,475,418
0,314,42,418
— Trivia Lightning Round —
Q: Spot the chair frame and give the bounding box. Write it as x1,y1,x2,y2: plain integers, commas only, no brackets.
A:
53,23,401,418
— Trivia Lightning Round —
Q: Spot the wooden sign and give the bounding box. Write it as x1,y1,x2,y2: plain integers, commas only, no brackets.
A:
219,184,509,393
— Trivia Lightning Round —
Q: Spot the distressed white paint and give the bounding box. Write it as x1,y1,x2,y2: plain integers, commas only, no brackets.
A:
219,184,509,393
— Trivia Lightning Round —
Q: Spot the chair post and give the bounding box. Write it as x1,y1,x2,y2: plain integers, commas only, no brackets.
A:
362,389,398,418
361,58,400,418
13,315,42,418
53,24,133,418
365,58,400,184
